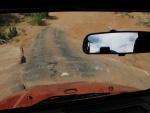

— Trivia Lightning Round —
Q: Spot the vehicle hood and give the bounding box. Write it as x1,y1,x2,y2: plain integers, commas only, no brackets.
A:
0,81,140,110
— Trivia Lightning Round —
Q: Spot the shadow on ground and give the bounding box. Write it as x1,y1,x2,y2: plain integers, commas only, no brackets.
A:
40,16,58,26
0,14,20,26
47,15,59,20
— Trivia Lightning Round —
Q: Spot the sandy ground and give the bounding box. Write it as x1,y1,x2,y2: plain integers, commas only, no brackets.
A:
0,18,42,100
49,12,150,40
48,12,150,75
0,46,21,71
0,12,150,100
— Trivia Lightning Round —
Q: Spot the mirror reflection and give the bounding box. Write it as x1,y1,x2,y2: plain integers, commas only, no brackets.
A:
87,33,138,53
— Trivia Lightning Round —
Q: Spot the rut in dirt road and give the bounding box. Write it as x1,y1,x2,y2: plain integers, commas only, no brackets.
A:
22,26,102,83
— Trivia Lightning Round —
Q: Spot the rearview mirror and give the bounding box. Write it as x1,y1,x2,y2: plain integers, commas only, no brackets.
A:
83,31,150,56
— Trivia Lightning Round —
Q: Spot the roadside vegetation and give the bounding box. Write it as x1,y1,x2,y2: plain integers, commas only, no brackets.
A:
0,12,49,44
114,12,150,28
0,27,18,44
28,13,49,26
19,12,49,26
114,12,134,19
136,16,150,27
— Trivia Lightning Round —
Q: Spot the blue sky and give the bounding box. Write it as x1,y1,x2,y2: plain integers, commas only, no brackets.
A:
88,32,138,53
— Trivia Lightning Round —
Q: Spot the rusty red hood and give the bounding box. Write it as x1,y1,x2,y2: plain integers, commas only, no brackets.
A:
0,81,140,110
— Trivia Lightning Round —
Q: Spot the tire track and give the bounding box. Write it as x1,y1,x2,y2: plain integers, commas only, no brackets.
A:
22,26,103,83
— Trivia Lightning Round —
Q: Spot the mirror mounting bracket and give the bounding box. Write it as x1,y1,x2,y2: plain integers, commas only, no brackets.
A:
118,53,126,56
110,29,117,32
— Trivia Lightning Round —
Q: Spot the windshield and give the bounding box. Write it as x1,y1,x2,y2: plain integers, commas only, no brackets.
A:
0,12,150,109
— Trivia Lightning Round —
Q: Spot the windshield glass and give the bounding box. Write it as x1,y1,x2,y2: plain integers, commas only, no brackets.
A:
0,12,150,109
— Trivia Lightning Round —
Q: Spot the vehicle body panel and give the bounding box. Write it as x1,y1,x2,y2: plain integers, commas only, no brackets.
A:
0,81,140,110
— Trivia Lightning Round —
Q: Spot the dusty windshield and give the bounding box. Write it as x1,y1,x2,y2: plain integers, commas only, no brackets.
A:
0,12,150,101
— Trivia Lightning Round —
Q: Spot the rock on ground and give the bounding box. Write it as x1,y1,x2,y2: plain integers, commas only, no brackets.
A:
0,45,22,71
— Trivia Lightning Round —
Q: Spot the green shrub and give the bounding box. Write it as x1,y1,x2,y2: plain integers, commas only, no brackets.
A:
8,27,18,39
28,12,48,26
136,16,150,27
13,37,19,43
28,14,42,26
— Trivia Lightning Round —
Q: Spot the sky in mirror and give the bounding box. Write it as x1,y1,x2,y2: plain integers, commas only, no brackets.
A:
88,33,138,53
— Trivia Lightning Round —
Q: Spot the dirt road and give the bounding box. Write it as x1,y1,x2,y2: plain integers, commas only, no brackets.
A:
21,26,150,90
1,12,150,100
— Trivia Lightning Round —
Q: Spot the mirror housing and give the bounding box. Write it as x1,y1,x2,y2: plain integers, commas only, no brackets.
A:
83,31,150,56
